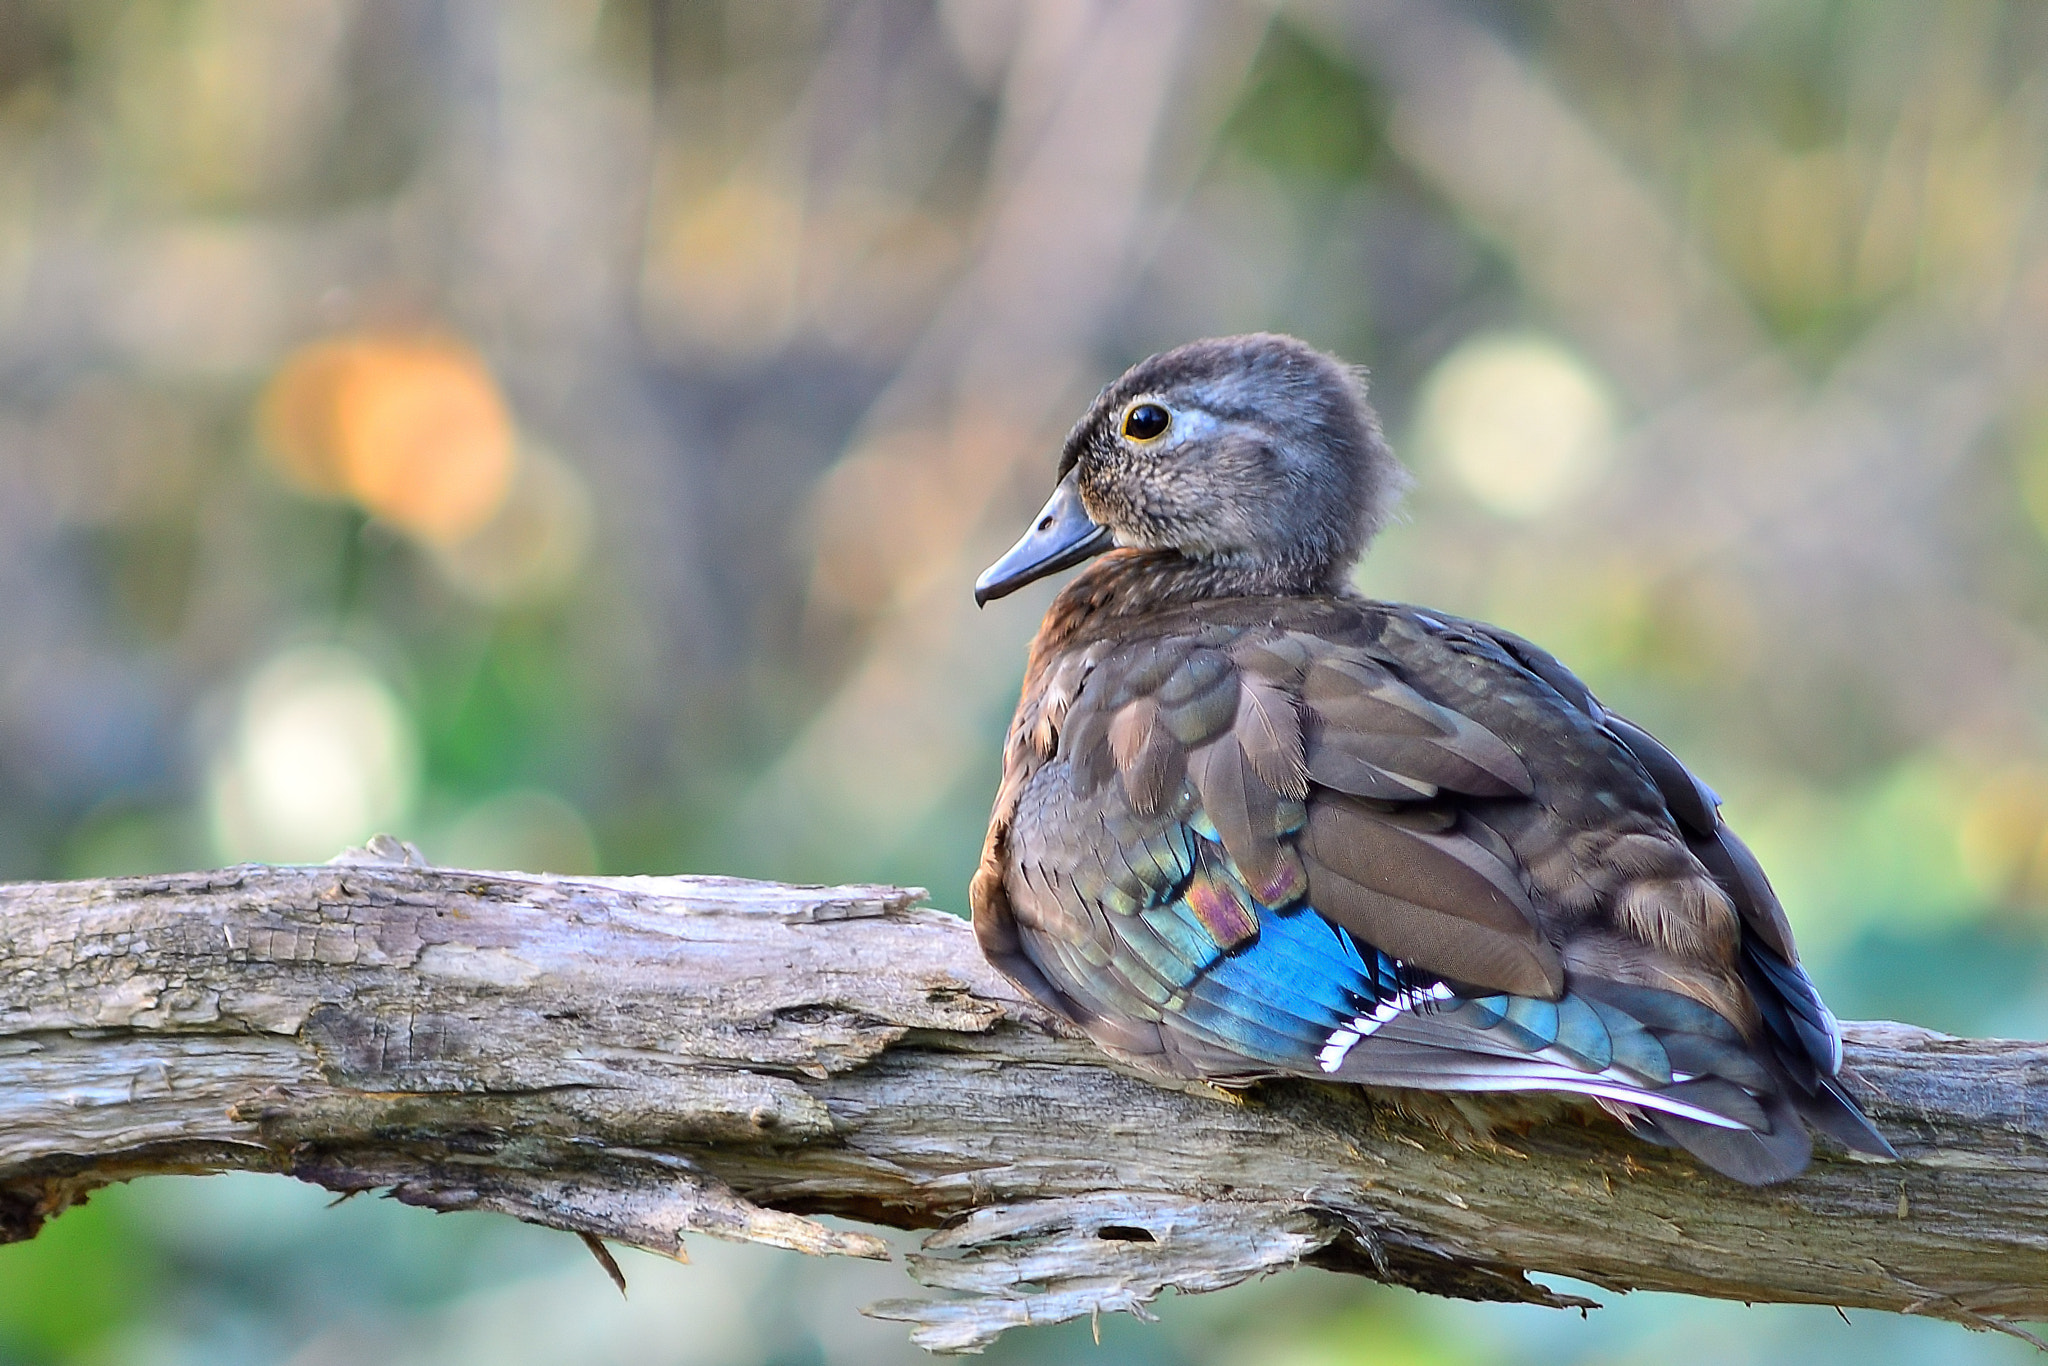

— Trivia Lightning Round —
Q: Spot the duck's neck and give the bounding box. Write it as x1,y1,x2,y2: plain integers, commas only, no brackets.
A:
1033,549,1348,650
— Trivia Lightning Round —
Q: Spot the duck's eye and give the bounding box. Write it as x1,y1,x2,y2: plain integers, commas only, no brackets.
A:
1122,403,1170,442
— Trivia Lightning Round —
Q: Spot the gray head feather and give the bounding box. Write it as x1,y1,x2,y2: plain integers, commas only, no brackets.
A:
1058,333,1407,594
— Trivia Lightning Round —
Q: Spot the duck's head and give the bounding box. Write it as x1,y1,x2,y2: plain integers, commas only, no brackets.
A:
975,333,1405,605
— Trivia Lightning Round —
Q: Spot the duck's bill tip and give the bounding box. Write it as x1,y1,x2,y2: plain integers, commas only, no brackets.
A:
973,475,1112,606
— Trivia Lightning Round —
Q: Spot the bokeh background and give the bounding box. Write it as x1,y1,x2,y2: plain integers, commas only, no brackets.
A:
2,0,2047,1362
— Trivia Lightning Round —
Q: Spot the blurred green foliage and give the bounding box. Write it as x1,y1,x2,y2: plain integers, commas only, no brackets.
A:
0,1189,158,1364
1225,22,1386,186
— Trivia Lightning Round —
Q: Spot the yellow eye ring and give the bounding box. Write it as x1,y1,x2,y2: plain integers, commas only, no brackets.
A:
1121,402,1170,442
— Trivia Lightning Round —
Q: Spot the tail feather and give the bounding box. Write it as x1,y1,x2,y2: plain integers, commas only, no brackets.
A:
1800,1075,1898,1158
1744,942,1844,1080
1641,1089,1812,1186
1321,972,1891,1184
1330,1052,1757,1131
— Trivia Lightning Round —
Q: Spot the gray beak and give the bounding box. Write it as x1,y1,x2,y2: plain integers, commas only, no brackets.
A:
974,471,1114,606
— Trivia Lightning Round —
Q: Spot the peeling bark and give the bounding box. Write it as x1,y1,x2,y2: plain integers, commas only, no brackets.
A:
0,853,2041,1353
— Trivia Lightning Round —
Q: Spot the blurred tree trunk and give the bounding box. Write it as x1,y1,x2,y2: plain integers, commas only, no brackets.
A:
0,852,2039,1353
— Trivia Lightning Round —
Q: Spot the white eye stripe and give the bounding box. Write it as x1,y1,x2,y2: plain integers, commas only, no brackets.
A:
1149,407,1216,448
1116,400,1221,442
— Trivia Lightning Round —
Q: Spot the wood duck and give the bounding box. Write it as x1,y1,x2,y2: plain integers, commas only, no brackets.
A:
971,333,1893,1184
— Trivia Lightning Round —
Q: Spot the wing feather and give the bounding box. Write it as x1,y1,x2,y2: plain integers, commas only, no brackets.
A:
1302,655,1531,797
1187,735,1292,894
1301,795,1564,997
1107,697,1184,815
1234,670,1309,799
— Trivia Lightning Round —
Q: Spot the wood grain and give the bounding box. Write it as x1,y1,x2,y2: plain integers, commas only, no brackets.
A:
0,851,2039,1352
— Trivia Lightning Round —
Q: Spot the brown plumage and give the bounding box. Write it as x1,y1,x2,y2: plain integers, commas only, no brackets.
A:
972,333,1892,1184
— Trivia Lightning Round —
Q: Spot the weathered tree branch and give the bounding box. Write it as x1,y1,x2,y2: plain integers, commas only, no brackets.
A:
0,854,2041,1353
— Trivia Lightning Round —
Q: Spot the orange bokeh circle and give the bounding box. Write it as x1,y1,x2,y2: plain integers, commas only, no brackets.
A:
260,335,517,545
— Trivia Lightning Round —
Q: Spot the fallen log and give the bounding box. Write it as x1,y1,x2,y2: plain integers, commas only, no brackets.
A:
0,845,2039,1352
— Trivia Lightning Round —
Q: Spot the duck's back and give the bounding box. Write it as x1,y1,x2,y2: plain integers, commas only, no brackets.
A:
972,572,1890,1184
